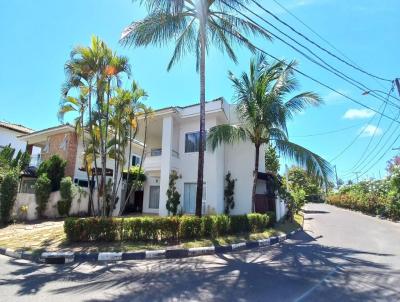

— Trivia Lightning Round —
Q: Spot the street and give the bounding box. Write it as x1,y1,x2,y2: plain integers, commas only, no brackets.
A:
0,203,399,301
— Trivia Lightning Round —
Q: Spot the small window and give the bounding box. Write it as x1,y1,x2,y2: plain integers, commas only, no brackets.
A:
151,148,162,156
185,132,206,153
132,155,141,166
74,178,95,189
149,186,160,209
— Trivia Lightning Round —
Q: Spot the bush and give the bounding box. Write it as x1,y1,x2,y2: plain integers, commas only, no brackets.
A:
166,171,181,216
34,174,51,218
37,155,66,191
0,172,19,224
64,212,277,243
180,216,202,239
57,177,75,216
230,215,249,234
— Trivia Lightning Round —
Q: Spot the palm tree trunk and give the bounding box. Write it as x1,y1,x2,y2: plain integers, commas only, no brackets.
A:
252,144,261,213
195,12,206,218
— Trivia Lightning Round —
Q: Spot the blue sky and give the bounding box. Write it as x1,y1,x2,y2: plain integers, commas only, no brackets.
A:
0,0,399,182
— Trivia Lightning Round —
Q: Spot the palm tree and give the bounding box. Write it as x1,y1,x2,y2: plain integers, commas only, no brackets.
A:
62,36,131,216
207,55,332,211
121,0,270,217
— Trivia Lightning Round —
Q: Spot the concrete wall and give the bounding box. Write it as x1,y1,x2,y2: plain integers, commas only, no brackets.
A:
13,189,92,221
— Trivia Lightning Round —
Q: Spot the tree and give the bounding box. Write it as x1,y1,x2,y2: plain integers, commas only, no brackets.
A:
166,171,181,215
0,171,19,224
287,166,323,200
265,145,280,174
62,36,134,217
208,55,332,211
37,155,67,192
0,144,30,183
121,0,270,217
224,171,236,214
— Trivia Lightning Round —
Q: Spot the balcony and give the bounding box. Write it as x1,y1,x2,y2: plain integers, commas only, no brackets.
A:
142,148,180,171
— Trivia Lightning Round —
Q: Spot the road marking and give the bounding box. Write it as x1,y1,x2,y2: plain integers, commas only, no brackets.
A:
294,266,342,302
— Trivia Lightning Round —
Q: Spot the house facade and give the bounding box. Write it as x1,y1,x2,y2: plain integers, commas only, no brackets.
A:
0,121,40,159
136,98,272,216
18,98,285,220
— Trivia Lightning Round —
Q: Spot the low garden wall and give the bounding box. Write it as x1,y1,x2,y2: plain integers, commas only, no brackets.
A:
64,212,276,243
13,190,91,221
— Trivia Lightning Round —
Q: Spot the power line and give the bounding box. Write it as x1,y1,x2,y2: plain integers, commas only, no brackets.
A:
344,85,394,173
253,0,393,83
291,122,366,138
219,0,400,124
329,103,385,163
228,0,400,110
346,111,400,179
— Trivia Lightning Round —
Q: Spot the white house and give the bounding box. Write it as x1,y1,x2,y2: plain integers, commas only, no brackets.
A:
17,98,286,220
136,98,281,217
0,121,40,158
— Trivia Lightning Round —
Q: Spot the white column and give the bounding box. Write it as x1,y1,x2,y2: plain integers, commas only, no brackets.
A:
159,115,173,216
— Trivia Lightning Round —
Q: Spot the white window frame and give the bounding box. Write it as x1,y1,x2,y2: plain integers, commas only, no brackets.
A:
184,131,207,153
149,185,160,209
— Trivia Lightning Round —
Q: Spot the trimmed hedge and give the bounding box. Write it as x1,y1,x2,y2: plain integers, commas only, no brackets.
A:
64,212,276,243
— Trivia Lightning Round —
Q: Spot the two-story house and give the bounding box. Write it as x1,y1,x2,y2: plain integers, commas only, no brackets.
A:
19,98,282,219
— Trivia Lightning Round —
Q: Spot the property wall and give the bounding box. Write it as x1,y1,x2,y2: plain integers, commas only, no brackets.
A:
13,189,92,221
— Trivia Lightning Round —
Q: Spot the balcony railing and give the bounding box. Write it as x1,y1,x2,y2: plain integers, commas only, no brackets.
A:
29,154,42,167
147,149,179,158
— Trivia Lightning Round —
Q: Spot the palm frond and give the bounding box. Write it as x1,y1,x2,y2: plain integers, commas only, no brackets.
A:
274,139,332,185
207,124,247,150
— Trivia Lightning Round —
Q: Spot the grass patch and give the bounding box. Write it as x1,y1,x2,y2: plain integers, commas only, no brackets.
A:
0,213,303,253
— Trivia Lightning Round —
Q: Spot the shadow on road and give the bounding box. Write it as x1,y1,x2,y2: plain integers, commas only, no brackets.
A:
303,210,330,214
1,230,399,301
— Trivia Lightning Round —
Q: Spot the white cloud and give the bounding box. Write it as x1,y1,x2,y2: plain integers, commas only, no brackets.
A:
343,109,375,119
360,124,382,137
323,89,348,104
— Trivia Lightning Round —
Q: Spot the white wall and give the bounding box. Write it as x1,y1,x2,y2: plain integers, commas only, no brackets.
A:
0,127,40,157
13,189,92,221
224,142,266,215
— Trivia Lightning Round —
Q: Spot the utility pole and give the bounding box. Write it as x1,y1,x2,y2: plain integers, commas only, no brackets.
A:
334,165,339,188
353,172,361,183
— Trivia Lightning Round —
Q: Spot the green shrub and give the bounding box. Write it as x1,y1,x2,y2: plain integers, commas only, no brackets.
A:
34,174,51,218
230,215,250,234
247,213,268,232
166,171,181,216
57,177,75,216
0,172,19,224
64,212,277,243
37,155,66,191
180,216,202,239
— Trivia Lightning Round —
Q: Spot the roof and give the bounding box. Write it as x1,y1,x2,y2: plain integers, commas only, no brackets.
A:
18,124,75,140
0,121,34,134
149,97,225,115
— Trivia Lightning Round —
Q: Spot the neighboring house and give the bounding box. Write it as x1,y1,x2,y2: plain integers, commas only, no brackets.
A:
0,121,40,157
18,98,286,220
19,124,144,215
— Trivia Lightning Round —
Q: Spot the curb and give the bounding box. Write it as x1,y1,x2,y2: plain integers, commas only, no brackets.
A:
0,228,302,265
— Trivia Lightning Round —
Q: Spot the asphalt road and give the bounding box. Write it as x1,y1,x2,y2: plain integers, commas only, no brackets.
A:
0,203,399,301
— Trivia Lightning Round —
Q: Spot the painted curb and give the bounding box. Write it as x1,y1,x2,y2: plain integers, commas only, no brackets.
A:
0,227,303,264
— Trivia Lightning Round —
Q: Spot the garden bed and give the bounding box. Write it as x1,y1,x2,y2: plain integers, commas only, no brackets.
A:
0,214,303,256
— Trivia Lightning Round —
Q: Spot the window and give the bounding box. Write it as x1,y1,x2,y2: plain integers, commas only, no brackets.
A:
20,179,36,194
183,183,206,213
185,132,206,153
151,148,162,156
149,186,160,209
132,155,141,166
74,178,95,189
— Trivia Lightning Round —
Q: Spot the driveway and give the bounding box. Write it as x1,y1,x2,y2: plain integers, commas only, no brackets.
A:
0,203,399,301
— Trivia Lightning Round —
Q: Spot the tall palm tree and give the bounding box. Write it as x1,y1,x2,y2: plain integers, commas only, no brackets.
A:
62,36,131,216
207,55,332,211
121,0,270,217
